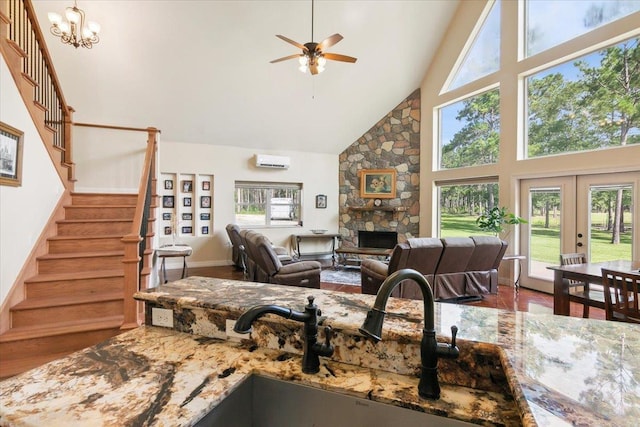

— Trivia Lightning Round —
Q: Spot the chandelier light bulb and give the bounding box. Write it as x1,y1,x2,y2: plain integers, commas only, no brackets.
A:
87,21,101,34
298,55,309,66
65,8,80,24
317,56,327,67
59,22,70,34
299,65,308,73
48,12,62,26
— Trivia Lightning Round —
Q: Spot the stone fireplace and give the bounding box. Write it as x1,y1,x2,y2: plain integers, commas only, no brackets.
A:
338,89,421,247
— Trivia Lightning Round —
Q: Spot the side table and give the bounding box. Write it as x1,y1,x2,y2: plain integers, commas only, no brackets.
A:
502,255,526,292
156,244,193,283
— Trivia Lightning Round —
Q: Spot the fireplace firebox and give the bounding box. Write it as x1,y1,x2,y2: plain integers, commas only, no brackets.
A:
358,231,397,249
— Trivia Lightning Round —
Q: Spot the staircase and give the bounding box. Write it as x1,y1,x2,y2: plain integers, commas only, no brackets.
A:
0,193,145,378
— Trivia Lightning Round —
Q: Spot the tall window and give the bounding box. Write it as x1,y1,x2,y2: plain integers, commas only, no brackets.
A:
526,1,640,57
439,88,500,170
447,0,500,90
234,181,302,227
527,38,640,158
438,182,499,237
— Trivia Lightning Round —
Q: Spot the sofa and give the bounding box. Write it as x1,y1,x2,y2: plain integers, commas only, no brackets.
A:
242,229,321,289
360,236,507,300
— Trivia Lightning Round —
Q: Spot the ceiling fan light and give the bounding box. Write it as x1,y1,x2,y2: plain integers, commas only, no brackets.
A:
317,56,327,67
298,55,309,66
299,64,308,73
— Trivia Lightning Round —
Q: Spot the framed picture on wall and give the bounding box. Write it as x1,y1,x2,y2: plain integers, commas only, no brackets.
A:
202,181,210,191
359,169,396,199
200,196,211,208
162,212,171,220
0,121,24,187
315,194,327,209
162,196,175,208
164,179,173,190
200,213,210,220
182,180,193,193
164,226,172,235
182,213,192,221
183,197,192,207
181,226,192,234
202,226,209,235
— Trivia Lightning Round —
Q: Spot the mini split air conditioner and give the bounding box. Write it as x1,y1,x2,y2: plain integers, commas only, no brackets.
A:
255,154,290,169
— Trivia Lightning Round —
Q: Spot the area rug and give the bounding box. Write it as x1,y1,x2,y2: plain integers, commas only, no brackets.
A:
320,268,361,286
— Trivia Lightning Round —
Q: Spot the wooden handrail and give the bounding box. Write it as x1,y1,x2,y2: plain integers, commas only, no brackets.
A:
121,127,159,330
2,0,73,180
74,122,163,134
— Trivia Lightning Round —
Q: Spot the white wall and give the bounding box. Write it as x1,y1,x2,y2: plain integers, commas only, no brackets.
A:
158,141,339,268
0,56,65,306
73,126,147,193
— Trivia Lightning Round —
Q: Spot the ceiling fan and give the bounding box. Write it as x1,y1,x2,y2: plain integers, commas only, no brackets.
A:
270,0,357,75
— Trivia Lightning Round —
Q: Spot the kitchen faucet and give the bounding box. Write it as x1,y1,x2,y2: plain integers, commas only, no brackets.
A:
233,296,334,374
359,269,459,399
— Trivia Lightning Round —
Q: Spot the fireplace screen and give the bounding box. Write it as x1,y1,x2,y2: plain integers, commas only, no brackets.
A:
358,231,398,249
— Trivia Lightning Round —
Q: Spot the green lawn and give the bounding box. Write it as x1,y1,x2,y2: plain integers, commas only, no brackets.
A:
441,213,632,263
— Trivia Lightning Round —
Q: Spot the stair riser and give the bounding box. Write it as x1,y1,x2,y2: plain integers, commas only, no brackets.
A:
48,237,124,254
65,206,136,220
0,328,122,364
12,300,124,328
26,277,124,299
38,256,123,274
72,194,138,205
57,221,131,236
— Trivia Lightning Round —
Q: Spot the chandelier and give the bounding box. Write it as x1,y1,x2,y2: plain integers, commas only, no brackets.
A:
47,1,100,49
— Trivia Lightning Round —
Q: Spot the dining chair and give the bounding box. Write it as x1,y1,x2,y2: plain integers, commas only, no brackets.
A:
601,268,640,324
559,253,604,318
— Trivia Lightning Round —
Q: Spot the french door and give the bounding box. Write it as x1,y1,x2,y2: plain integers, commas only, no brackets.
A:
520,172,639,293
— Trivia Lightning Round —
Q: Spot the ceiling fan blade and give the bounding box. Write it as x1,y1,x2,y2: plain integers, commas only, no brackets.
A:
275,34,307,51
323,53,358,63
317,33,343,51
270,54,302,64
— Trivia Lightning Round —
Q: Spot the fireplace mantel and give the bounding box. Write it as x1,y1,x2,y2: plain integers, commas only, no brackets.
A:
347,206,407,212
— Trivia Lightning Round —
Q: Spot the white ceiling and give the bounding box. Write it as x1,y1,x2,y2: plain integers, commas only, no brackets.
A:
32,0,459,155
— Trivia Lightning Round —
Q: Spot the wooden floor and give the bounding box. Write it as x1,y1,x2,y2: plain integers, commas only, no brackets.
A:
165,265,605,320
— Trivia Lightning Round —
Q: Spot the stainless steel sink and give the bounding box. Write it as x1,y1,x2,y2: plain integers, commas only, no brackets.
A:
195,375,475,427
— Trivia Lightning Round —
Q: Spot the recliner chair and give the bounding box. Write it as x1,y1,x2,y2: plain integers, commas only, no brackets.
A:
250,234,321,288
225,224,246,272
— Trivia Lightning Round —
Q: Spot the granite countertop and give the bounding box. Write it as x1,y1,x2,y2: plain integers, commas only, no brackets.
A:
1,276,639,426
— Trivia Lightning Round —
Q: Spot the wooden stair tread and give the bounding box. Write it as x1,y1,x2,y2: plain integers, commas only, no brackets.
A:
65,204,136,208
25,269,125,283
12,291,124,311
38,250,123,260
48,234,125,241
57,219,132,223
0,316,124,343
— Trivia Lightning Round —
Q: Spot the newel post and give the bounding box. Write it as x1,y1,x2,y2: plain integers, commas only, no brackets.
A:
121,234,142,330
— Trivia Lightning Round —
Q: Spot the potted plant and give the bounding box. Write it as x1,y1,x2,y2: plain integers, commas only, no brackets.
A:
476,206,526,237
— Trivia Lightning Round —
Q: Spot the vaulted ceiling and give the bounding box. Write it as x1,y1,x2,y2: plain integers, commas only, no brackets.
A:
32,1,459,154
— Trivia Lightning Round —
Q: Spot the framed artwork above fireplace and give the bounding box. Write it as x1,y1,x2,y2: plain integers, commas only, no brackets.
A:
359,169,396,199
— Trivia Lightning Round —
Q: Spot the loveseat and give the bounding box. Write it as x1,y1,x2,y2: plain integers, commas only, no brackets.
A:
360,236,507,300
